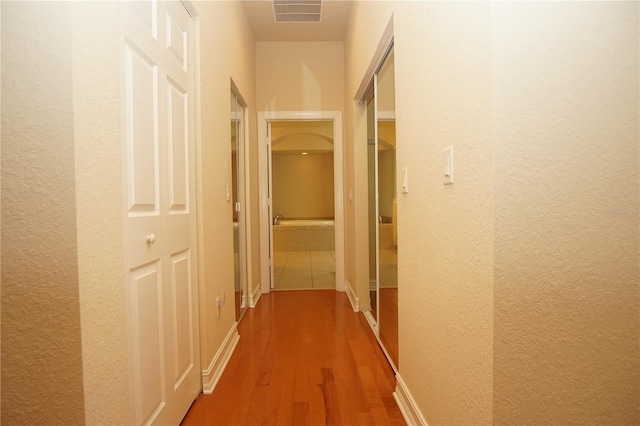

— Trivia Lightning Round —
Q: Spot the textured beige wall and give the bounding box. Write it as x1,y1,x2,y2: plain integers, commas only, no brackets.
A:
492,2,640,423
393,3,495,423
197,0,257,368
2,2,258,424
1,2,86,424
72,3,129,424
345,1,639,424
256,41,344,112
272,153,335,218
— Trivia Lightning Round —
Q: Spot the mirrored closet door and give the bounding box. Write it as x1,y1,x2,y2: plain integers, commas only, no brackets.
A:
231,89,248,321
367,46,398,369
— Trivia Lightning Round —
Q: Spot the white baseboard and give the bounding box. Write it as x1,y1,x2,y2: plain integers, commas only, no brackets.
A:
393,374,428,426
345,280,359,312
201,322,240,394
250,283,261,308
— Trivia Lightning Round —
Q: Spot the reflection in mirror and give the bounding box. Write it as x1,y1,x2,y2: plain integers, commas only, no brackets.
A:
231,90,247,321
377,49,398,368
367,96,378,323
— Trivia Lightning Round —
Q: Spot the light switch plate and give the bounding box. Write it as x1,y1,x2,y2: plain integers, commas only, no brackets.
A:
402,167,408,193
444,146,454,185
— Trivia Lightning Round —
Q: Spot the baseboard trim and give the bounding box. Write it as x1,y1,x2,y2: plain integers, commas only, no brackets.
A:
201,322,240,395
393,374,428,426
250,283,261,308
345,280,359,312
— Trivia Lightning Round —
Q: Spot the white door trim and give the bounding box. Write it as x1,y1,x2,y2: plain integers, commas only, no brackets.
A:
258,111,345,294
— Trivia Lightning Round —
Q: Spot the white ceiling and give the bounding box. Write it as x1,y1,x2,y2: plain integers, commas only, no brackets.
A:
242,0,353,41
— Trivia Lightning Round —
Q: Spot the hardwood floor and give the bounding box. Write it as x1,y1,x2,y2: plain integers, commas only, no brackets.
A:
181,290,405,426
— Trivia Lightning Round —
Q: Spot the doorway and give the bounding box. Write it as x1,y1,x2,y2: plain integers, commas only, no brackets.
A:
258,112,345,295
271,121,335,290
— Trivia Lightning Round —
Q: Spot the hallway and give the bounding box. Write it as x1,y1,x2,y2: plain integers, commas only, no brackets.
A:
2,1,638,424
181,291,405,425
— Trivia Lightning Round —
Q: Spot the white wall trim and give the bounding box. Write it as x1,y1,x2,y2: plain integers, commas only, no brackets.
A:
393,374,428,426
345,280,359,312
250,283,261,308
201,323,240,395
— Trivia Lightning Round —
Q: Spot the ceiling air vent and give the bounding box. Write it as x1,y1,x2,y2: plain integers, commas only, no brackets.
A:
272,0,322,23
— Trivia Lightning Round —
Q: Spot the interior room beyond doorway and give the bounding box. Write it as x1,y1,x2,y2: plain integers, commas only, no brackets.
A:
271,121,335,290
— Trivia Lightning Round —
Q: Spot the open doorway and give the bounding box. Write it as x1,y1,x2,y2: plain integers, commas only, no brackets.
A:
270,121,335,290
258,112,345,295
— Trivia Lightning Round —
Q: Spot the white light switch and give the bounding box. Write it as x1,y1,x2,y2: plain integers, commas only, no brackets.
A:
443,146,454,185
226,183,231,201
402,167,409,193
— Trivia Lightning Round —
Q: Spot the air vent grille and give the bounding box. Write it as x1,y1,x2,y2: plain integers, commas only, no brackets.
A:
272,0,322,23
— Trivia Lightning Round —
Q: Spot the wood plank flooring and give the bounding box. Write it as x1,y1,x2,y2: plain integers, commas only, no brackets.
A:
181,290,405,426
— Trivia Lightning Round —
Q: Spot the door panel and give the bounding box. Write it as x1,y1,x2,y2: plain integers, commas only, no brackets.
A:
166,13,187,70
167,81,188,213
130,261,166,425
122,1,199,425
170,250,193,388
124,44,159,215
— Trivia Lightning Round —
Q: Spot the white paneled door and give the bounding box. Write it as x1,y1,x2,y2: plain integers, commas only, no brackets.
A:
120,1,200,425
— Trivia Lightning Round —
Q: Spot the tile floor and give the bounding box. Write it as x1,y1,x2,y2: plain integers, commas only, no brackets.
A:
273,251,335,290
379,248,398,288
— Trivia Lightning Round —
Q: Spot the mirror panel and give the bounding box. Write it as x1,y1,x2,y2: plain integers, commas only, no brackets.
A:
367,96,378,322
231,91,247,321
377,49,398,368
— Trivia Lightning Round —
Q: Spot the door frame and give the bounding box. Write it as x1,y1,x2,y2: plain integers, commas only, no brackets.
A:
258,111,345,294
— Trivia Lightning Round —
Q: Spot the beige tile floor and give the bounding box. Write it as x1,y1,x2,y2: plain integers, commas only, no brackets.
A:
379,248,398,288
273,251,335,290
